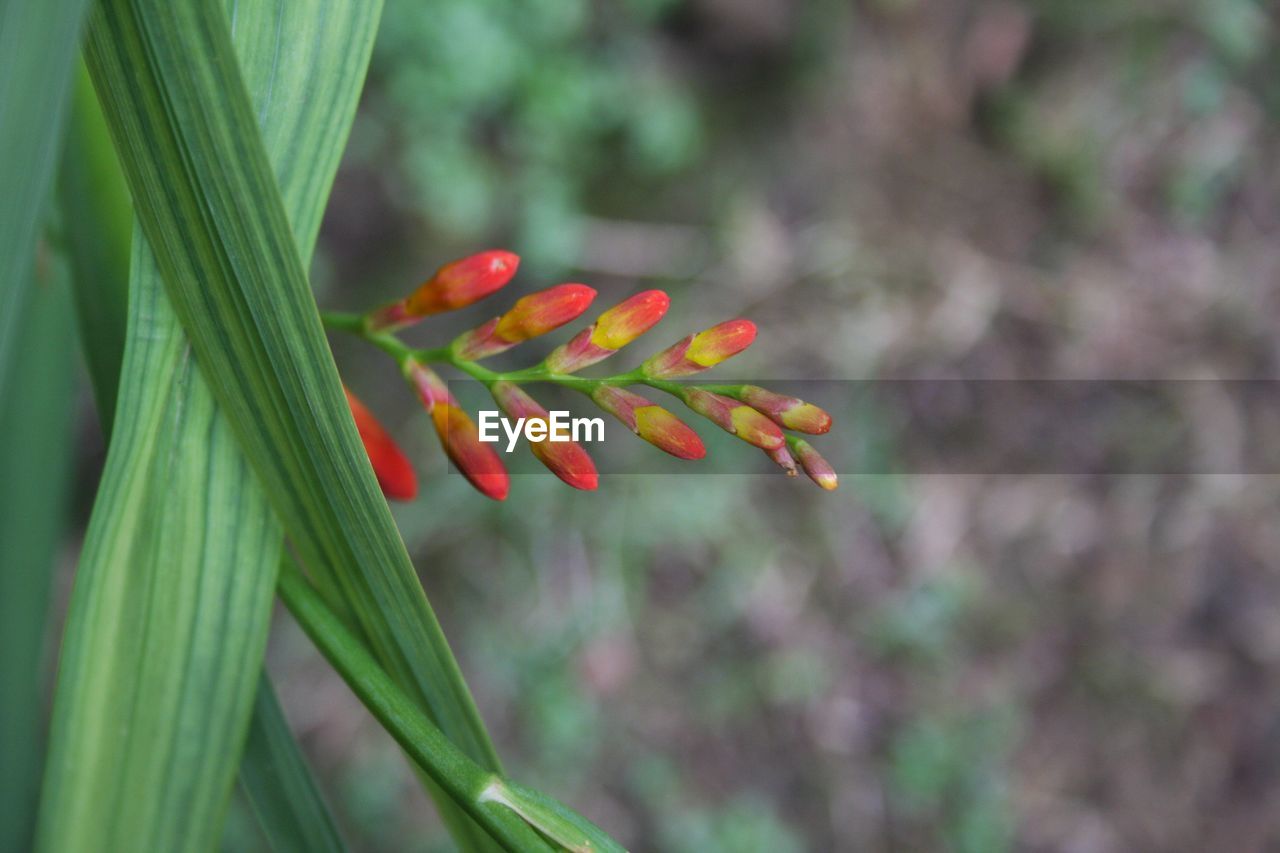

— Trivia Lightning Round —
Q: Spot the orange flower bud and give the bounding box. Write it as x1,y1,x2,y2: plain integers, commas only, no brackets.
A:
642,319,756,378
792,438,838,491
736,385,833,434
404,360,509,500
453,284,597,360
545,290,670,374
409,250,519,315
591,386,706,460
592,290,670,349
345,387,417,501
432,404,511,500
682,387,784,451
368,250,519,331
491,382,598,490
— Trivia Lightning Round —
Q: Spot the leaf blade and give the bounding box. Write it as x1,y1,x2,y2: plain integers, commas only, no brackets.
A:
0,0,90,846
239,674,348,853
38,2,384,849
80,0,504,781
0,264,77,853
0,0,88,378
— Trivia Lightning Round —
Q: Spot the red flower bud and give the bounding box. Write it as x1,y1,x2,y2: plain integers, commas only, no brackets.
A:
345,387,417,501
405,360,509,500
368,250,519,331
792,438,838,491
642,319,756,378
453,284,597,360
545,290,670,374
491,382,598,490
737,385,832,434
432,405,511,500
591,386,706,460
681,387,784,451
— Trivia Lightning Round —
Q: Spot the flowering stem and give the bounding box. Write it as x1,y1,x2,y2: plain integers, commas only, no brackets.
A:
278,559,607,852
322,278,835,490
323,313,683,396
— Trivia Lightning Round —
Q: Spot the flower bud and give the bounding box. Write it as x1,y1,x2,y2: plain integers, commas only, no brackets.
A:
545,290,670,374
453,284,596,360
736,385,832,434
642,319,756,378
432,404,511,500
344,387,417,501
491,382,598,490
792,438,838,491
591,386,706,460
766,444,799,476
367,250,518,331
405,360,509,500
405,358,450,409
682,387,784,450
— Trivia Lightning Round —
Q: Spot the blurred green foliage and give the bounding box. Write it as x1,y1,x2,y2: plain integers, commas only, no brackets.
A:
361,0,701,268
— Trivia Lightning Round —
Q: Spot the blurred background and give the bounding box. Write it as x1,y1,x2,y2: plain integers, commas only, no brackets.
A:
62,0,1280,849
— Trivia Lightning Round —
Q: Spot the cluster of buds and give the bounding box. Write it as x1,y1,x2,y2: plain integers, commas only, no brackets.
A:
337,250,838,501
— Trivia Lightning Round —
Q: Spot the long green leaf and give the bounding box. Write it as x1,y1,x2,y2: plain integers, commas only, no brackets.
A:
78,4,510,850
57,34,351,853
0,0,89,848
277,564,564,852
59,62,132,428
37,232,283,851
0,0,88,378
239,674,348,853
0,265,77,853
37,2,381,849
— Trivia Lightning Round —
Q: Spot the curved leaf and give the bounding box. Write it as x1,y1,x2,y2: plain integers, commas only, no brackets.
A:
38,2,381,850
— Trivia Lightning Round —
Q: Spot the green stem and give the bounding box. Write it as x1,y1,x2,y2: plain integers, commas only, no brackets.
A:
321,312,714,409
276,562,570,853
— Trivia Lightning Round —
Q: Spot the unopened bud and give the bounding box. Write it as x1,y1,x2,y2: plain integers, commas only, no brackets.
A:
682,387,783,450
545,290,669,374
453,284,596,360
642,319,756,378
367,250,518,331
591,386,706,460
792,438,838,491
405,360,509,500
345,387,417,501
736,385,832,434
766,444,799,476
491,382,598,490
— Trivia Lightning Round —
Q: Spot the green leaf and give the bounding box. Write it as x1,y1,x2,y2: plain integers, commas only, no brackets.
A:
238,674,348,853
0,0,88,379
478,780,626,853
77,3,513,850
0,264,77,853
59,62,132,429
58,59,358,853
37,2,381,850
276,562,560,852
37,233,283,852
0,0,89,847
